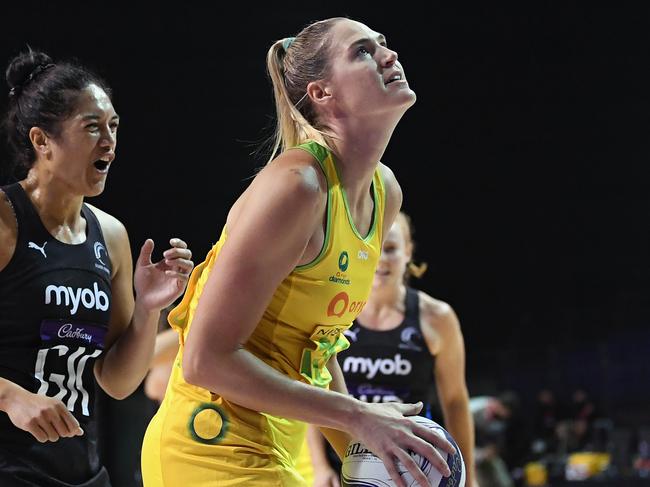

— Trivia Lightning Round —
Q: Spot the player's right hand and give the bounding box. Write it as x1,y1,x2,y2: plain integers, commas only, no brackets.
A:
4,387,84,443
349,401,455,487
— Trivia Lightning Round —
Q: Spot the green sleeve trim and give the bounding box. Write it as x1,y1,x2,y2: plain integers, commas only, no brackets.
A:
293,141,332,271
331,159,380,243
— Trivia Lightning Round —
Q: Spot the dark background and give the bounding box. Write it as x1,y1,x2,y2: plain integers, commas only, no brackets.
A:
1,0,648,456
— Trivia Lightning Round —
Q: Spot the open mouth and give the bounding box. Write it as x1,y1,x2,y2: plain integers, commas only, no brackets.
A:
385,74,403,85
93,160,110,172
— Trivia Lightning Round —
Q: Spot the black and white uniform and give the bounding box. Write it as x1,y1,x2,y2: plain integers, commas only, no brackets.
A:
0,183,112,486
338,287,437,418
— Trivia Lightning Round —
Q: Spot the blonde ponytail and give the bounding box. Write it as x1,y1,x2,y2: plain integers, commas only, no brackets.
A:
397,212,429,282
263,18,346,162
266,40,328,163
407,261,428,279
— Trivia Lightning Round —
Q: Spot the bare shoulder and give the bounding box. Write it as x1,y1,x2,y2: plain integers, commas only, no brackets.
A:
0,189,16,235
261,147,328,195
85,203,128,245
416,291,461,356
378,162,402,207
227,148,328,229
377,162,403,240
85,204,130,275
418,290,458,328
0,190,18,270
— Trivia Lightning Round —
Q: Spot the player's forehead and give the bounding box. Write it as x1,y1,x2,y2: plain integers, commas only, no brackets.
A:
329,19,385,51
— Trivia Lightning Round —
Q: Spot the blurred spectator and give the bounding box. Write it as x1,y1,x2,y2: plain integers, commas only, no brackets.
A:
470,391,520,487
633,430,650,479
531,389,559,456
569,389,597,450
556,388,599,453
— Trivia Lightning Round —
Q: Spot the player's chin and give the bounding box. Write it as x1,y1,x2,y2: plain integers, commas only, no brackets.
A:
402,89,417,106
371,275,390,288
86,180,107,198
388,91,417,114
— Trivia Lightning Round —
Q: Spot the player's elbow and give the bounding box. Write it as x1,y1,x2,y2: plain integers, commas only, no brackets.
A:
99,380,133,400
442,389,470,411
94,361,137,400
182,347,208,388
182,342,229,390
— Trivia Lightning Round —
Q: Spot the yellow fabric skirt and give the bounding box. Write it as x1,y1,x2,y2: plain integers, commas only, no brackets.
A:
141,361,308,486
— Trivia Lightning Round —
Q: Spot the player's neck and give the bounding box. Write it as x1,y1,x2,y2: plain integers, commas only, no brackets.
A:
21,173,85,229
365,284,405,315
327,122,393,207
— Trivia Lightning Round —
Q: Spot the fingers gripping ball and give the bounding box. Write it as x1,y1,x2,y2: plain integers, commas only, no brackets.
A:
341,416,466,487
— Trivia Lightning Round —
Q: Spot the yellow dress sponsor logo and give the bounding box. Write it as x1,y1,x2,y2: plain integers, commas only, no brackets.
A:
188,403,228,445
330,251,352,285
326,292,367,318
300,325,350,387
328,271,351,285
338,251,349,271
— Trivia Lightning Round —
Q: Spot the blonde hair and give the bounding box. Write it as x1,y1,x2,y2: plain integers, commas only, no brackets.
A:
396,212,428,280
265,18,345,163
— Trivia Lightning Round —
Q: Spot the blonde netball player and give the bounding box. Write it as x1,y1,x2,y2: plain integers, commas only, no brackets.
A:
142,17,456,487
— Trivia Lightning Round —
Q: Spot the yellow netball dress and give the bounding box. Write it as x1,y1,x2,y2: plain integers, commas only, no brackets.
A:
141,140,386,486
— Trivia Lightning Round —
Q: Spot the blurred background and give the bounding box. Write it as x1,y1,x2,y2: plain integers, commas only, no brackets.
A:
1,3,648,486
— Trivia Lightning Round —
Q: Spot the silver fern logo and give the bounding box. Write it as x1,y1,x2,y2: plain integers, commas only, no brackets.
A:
399,326,423,352
93,242,107,265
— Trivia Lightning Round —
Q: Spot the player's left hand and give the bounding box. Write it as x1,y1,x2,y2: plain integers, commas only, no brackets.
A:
134,238,193,311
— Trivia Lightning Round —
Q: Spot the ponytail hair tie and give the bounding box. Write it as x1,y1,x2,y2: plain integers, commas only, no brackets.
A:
282,37,295,51
8,63,55,98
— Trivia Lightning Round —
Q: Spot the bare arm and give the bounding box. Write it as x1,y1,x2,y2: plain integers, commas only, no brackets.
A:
425,298,476,487
378,163,403,244
308,422,341,487
151,328,179,367
0,189,16,272
307,354,349,486
183,153,453,487
143,327,180,402
317,355,352,459
92,208,192,399
183,156,359,425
